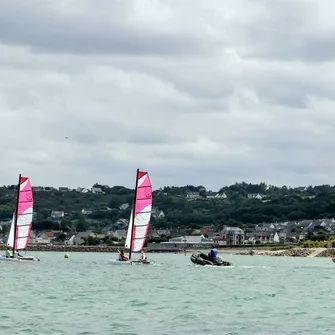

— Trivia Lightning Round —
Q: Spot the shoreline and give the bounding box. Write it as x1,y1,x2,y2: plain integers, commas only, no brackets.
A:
0,245,121,253
230,247,334,258
0,245,334,257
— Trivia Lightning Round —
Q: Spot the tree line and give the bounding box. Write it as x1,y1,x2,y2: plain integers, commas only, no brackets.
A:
0,182,335,232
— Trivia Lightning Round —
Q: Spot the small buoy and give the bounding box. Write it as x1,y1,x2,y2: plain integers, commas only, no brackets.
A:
64,253,70,258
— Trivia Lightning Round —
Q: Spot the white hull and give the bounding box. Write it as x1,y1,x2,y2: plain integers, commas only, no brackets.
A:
108,258,154,265
19,256,40,261
108,259,132,265
0,255,40,262
131,259,154,265
0,256,20,262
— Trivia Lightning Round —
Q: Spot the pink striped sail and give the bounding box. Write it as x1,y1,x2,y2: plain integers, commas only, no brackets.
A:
125,171,152,252
7,176,33,250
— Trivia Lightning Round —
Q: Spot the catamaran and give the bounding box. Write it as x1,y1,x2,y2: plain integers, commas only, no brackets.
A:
109,169,153,265
0,175,40,262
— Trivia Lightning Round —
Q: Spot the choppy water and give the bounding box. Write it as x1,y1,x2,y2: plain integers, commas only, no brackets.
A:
0,252,334,335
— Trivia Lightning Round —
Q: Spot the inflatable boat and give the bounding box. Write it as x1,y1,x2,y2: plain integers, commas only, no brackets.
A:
190,252,232,266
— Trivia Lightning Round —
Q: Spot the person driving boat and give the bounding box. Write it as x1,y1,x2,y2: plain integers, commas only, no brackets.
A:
208,245,218,262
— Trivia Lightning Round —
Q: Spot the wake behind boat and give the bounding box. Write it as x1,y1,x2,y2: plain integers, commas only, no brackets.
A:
0,175,40,262
190,251,232,267
108,169,154,265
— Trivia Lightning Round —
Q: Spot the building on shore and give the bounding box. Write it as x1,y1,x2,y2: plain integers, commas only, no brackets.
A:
221,226,245,246
147,226,245,251
147,235,215,252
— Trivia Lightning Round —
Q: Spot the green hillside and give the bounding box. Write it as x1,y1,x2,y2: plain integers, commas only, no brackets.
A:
0,182,335,232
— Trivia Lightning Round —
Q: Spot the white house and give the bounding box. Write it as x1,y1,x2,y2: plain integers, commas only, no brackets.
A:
92,187,103,194
113,230,127,240
247,193,264,200
76,187,90,193
81,208,92,215
65,233,76,245
206,191,227,199
186,192,200,199
51,211,65,218
273,232,280,243
73,232,96,245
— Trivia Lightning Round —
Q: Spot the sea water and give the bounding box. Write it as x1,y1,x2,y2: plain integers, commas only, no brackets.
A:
0,252,333,335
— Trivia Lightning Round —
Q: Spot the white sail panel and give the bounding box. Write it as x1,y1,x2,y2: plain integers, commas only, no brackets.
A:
124,210,133,249
132,204,152,252
16,207,33,250
6,213,15,248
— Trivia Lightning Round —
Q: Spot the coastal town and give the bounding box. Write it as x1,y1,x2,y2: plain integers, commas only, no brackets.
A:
0,215,333,252
0,183,334,255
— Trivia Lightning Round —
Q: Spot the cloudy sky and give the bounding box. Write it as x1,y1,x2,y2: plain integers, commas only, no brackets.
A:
1,0,335,190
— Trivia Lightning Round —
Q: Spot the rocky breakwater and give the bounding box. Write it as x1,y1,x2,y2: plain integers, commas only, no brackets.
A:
0,244,121,253
315,248,335,258
266,248,313,257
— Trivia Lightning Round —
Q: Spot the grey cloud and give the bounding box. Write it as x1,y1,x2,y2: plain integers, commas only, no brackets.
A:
0,1,211,56
235,0,335,62
1,0,335,190
106,58,234,104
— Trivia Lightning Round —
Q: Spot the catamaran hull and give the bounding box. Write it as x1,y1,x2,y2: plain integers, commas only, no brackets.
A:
19,256,40,261
0,256,20,262
108,259,132,265
131,259,154,265
108,259,154,265
0,255,40,262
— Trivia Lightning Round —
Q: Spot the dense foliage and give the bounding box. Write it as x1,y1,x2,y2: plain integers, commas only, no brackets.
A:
1,182,335,232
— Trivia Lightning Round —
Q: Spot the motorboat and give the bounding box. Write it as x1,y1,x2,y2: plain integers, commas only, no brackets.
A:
190,251,232,266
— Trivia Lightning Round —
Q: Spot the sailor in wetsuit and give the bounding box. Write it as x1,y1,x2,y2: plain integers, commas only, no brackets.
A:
140,250,147,261
6,248,13,258
118,249,128,261
208,245,218,262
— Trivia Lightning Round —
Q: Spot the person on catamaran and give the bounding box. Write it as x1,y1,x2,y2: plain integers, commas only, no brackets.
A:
118,249,128,261
15,250,23,257
6,248,13,258
208,245,218,262
140,250,147,261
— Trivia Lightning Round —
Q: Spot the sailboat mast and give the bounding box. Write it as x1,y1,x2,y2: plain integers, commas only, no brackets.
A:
12,174,21,255
129,168,139,260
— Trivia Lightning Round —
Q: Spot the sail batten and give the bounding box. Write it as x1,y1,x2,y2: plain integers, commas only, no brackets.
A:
7,176,33,251
125,171,152,253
